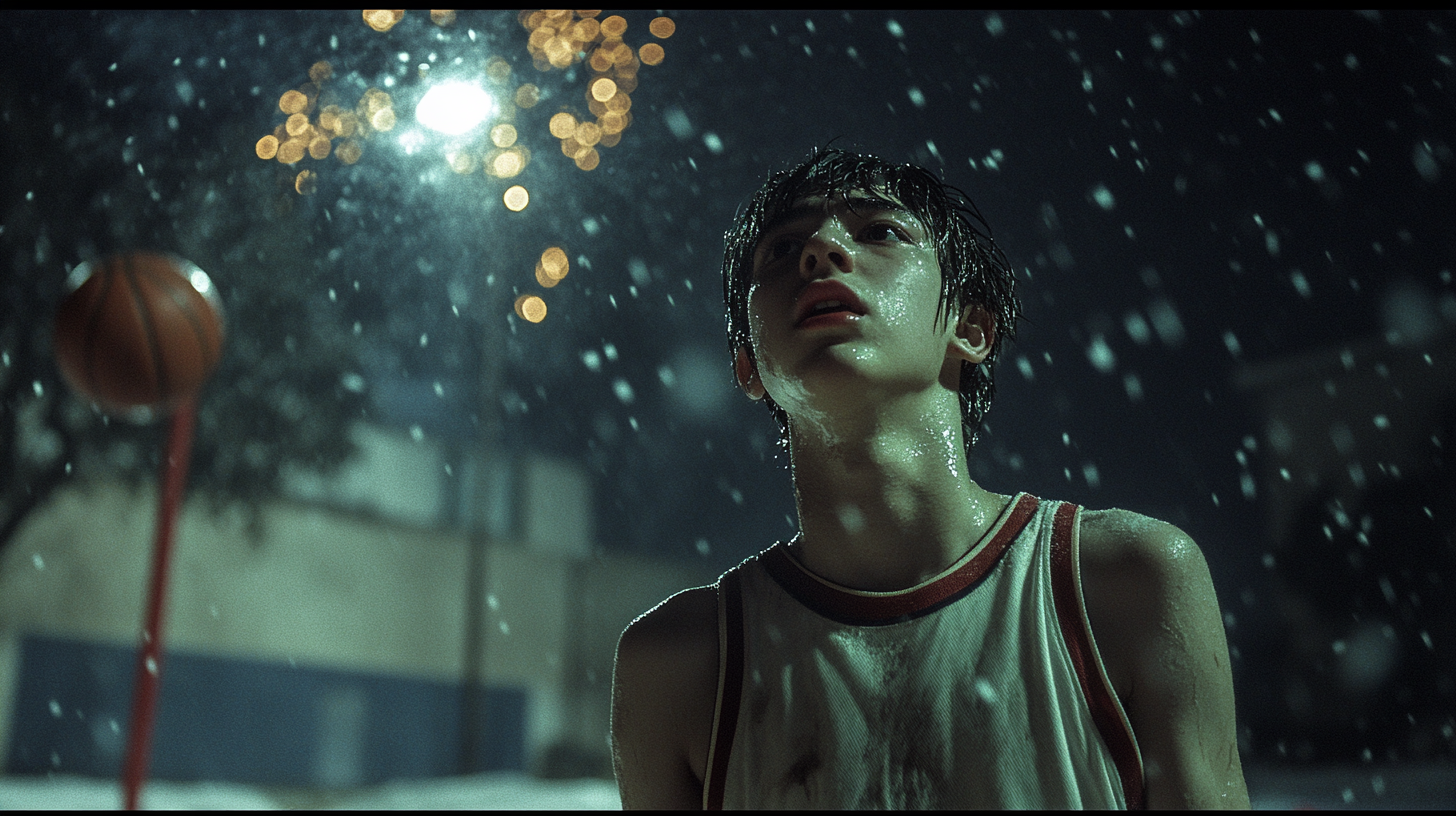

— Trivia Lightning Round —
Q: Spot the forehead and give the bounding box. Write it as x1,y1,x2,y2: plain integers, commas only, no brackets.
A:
759,191,922,237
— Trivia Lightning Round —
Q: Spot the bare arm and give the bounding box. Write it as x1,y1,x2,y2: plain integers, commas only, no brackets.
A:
1081,511,1251,809
611,585,720,810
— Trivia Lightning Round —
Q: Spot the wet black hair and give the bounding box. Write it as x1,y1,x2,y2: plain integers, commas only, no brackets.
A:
721,146,1021,457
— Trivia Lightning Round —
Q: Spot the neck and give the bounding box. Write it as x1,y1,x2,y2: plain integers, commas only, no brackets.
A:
784,393,1006,591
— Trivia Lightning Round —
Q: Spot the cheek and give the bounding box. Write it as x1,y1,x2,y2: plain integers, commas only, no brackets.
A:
880,256,942,329
746,287,768,347
746,280,790,348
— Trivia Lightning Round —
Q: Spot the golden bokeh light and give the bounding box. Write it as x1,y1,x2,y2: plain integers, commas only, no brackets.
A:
279,90,307,115
490,123,518,148
572,18,601,41
514,294,548,323
535,262,561,288
485,56,512,83
545,36,575,68
263,9,679,200
590,76,617,102
301,92,322,115
360,88,391,112
574,148,600,171
514,83,540,109
540,246,569,280
489,148,526,178
548,112,578,139
370,107,397,131
337,139,363,165
593,40,619,64
600,15,627,38
510,9,680,173
448,151,477,175
309,60,334,83
277,139,306,164
285,113,311,137
364,10,404,33
612,41,636,67
599,111,626,135
574,120,602,147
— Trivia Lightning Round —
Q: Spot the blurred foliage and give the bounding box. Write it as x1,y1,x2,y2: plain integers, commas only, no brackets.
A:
0,48,366,548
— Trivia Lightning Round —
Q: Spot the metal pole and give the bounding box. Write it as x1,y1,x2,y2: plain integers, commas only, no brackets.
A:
120,398,197,810
458,258,509,774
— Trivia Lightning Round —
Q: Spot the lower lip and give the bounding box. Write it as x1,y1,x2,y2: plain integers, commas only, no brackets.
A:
796,311,860,330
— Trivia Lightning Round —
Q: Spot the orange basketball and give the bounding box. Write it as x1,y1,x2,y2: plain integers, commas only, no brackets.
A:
53,252,225,412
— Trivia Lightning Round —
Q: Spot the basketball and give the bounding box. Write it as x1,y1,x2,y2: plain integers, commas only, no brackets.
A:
53,252,225,412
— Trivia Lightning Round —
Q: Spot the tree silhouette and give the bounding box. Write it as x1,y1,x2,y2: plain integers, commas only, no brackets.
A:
0,23,367,550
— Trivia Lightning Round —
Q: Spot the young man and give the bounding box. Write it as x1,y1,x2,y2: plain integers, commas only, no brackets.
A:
611,148,1250,809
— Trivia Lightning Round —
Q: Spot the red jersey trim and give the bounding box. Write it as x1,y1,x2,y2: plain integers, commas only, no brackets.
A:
1049,501,1147,810
703,569,745,810
761,493,1039,626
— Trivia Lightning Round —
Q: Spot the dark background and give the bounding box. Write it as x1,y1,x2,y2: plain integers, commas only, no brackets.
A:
2,10,1451,767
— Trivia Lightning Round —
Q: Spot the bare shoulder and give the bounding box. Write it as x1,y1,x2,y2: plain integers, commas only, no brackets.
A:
1075,506,1217,691
1077,506,1206,578
1075,507,1250,808
618,583,719,655
612,584,720,809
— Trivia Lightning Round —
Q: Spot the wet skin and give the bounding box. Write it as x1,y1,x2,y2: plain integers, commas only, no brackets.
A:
611,194,1250,809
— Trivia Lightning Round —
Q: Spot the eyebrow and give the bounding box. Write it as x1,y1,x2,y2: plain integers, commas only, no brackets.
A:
759,195,920,240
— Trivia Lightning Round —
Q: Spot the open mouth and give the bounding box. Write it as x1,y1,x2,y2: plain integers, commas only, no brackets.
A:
794,281,867,326
803,300,858,319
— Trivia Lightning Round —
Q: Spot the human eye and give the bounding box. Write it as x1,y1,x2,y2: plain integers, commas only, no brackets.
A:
760,234,804,263
859,221,912,243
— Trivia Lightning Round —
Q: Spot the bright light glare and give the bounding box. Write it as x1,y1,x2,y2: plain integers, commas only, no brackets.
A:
415,82,494,136
397,128,426,155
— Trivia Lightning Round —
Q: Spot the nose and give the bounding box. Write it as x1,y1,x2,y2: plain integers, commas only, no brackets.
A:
799,224,852,279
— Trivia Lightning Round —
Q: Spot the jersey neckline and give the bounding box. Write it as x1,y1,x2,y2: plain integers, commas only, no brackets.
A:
759,492,1041,626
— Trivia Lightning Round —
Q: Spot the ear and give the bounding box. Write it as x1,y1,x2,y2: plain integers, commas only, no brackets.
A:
947,304,995,365
734,346,767,400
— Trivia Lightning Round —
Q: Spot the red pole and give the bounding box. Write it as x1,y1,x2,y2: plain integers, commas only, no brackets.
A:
120,398,198,811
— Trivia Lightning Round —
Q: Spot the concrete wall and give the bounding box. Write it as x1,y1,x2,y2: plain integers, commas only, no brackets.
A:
0,464,715,780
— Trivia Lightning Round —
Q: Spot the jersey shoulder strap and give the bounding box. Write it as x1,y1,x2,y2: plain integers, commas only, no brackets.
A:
1048,501,1146,809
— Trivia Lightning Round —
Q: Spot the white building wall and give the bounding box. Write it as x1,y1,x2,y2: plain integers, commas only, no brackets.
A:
0,424,714,777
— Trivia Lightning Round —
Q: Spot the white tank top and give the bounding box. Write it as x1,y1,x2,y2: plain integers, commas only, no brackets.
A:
702,494,1144,809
